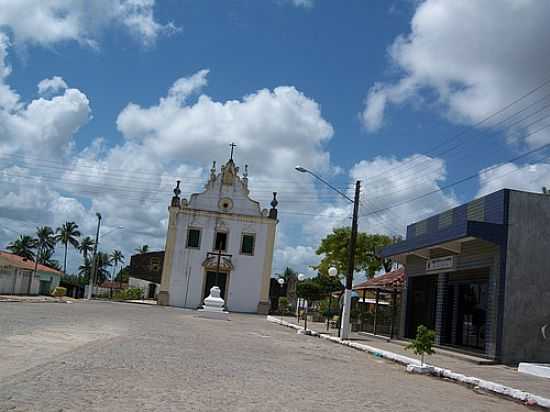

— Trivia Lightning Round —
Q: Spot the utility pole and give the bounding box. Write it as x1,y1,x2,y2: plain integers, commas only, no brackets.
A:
87,213,102,300
340,180,361,340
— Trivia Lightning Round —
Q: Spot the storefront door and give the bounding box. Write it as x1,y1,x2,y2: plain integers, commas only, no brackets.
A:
407,275,437,337
456,282,488,350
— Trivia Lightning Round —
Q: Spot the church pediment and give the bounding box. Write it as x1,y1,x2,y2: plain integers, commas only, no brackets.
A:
202,256,234,272
187,158,264,217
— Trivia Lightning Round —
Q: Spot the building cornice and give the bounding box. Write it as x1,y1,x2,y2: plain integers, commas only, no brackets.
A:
172,206,278,225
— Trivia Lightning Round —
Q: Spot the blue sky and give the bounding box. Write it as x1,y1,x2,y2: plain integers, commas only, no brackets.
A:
1,0,550,277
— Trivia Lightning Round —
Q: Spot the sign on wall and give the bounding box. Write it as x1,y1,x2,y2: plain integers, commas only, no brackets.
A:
426,256,456,273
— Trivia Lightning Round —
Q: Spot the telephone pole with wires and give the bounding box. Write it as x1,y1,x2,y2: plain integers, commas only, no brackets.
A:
295,165,361,339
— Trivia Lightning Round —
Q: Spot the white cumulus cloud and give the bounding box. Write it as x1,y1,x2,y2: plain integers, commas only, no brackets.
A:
361,0,550,147
0,0,177,48
37,76,68,96
477,162,550,197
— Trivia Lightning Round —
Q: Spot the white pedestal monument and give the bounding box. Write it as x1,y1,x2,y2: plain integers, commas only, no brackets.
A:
198,286,229,320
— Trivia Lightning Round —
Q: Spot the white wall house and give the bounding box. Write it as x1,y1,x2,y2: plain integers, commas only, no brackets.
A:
128,277,160,299
159,157,278,314
0,251,62,295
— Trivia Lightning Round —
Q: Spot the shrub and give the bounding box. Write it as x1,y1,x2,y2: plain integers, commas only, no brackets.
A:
406,325,435,366
113,288,143,301
51,287,66,297
126,288,143,300
278,297,289,314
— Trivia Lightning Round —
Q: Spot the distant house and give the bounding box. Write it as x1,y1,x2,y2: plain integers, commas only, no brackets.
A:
0,251,63,295
84,280,128,298
129,251,163,300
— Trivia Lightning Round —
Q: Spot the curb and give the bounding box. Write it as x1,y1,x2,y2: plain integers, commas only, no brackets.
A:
0,298,72,304
267,316,550,409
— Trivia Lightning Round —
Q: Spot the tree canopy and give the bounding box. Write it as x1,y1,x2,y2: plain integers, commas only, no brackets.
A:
296,279,323,301
7,235,36,260
314,227,396,279
56,221,81,275
78,236,95,260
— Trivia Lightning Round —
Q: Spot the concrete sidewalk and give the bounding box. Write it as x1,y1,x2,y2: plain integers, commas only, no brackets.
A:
270,316,550,409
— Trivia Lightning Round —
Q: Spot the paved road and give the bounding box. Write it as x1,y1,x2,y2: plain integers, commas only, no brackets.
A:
0,302,527,411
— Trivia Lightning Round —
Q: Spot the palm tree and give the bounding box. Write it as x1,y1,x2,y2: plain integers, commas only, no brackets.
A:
134,244,149,254
79,257,92,283
7,235,37,260
78,236,95,261
32,226,57,292
55,222,81,275
37,248,61,271
110,249,125,289
94,252,111,286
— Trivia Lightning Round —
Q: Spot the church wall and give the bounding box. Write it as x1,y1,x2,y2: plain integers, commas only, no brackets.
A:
168,210,272,313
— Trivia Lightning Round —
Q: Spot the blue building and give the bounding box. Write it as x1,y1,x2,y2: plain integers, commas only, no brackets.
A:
381,189,550,364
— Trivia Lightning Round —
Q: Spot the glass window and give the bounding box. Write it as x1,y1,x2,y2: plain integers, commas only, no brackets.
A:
214,232,228,251
241,233,255,255
186,228,201,249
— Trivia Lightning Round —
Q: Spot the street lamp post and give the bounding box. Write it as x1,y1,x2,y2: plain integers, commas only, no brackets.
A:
295,165,361,340
327,266,338,331
87,213,102,300
277,277,285,321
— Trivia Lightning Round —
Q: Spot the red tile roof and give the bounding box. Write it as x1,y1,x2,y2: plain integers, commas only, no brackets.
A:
0,251,63,275
353,268,405,290
98,281,128,289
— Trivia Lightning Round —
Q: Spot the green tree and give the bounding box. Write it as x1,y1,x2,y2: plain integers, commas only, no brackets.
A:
406,325,436,366
37,248,61,271
278,296,289,316
55,222,81,275
78,257,92,284
316,272,343,295
33,226,57,276
110,249,125,287
78,236,95,260
7,235,36,260
296,279,323,302
94,252,112,285
114,265,130,283
134,244,149,254
315,227,394,279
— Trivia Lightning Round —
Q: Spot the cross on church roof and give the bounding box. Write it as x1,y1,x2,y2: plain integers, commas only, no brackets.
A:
229,142,237,161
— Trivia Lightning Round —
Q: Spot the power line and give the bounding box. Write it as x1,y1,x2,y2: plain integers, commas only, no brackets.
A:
362,121,550,204
356,77,550,185
359,102,550,194
360,141,550,219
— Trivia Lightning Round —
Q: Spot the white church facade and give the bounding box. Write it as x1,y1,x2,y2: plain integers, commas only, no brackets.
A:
158,156,278,314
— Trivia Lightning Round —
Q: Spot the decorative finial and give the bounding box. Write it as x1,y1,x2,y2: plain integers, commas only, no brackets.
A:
171,180,181,208
269,192,278,220
270,192,278,208
229,142,237,161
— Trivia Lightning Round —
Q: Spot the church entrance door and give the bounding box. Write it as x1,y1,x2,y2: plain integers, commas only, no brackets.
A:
204,271,228,300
